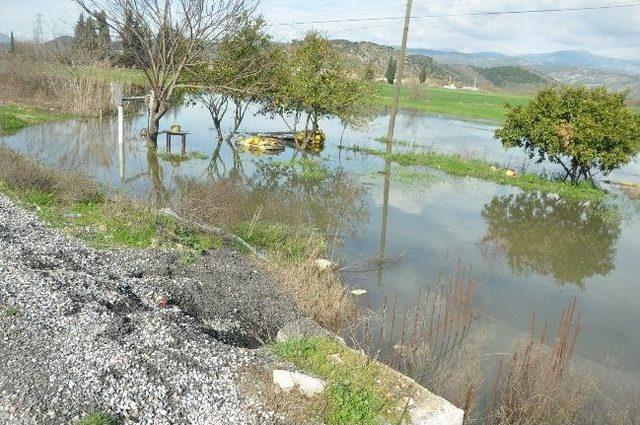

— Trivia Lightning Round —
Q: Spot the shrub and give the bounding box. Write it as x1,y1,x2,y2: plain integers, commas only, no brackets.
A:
495,86,640,183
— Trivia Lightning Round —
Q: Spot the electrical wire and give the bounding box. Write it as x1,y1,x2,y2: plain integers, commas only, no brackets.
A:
272,2,640,26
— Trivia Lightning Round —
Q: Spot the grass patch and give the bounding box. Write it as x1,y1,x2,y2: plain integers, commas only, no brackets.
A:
0,104,71,135
372,84,531,122
350,145,606,201
233,221,326,263
75,412,117,425
270,337,410,425
157,150,209,164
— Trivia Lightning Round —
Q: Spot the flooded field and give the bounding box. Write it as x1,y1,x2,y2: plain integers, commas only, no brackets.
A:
3,101,640,390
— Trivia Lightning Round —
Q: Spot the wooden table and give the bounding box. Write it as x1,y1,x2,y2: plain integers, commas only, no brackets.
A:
161,130,189,154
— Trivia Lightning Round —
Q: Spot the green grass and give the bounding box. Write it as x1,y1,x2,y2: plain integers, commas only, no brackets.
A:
3,185,221,262
350,145,606,201
75,412,117,425
234,221,326,262
270,337,408,425
372,83,531,122
0,104,71,135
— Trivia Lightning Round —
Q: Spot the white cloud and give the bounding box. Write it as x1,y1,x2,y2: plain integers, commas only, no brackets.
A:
1,0,638,60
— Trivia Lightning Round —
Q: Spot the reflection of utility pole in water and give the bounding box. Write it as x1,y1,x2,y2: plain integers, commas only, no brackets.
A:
117,95,148,181
377,0,412,286
376,157,392,287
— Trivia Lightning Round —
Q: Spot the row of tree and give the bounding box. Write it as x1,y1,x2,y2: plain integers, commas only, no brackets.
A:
74,0,374,146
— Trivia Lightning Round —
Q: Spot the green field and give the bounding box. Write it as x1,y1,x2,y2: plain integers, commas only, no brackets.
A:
372,84,532,122
0,104,71,135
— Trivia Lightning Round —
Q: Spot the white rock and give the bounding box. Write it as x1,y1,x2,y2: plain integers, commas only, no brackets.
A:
272,370,326,397
350,289,367,296
409,402,464,425
314,259,334,271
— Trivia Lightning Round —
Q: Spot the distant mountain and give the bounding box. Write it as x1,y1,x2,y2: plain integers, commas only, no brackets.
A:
0,33,9,43
331,39,553,90
409,48,640,76
519,50,640,75
408,48,519,67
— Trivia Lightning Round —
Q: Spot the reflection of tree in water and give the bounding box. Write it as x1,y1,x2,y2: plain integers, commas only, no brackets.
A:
481,192,621,286
146,147,170,207
247,157,369,238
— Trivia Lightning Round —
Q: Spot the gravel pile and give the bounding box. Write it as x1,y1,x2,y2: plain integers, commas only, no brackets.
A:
0,194,299,424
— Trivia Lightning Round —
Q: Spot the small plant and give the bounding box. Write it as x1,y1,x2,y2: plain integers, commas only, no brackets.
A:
4,306,18,317
75,411,116,425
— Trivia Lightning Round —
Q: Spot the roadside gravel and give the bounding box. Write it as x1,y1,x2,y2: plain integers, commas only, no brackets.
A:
0,193,299,424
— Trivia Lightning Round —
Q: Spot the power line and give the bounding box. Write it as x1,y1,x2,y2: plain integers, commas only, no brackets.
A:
272,2,640,26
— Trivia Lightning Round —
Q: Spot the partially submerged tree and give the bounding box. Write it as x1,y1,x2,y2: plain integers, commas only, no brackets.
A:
76,0,252,145
184,16,283,142
495,86,640,183
264,31,374,143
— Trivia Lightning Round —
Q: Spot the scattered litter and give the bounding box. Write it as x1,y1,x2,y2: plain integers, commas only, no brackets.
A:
350,289,367,296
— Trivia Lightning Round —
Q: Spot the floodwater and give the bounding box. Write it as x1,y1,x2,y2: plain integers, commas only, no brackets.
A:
2,101,640,388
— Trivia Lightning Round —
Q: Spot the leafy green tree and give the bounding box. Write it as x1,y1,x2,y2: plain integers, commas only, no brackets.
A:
73,13,98,52
481,192,620,286
119,10,148,68
95,10,111,58
495,86,640,183
385,56,396,84
419,65,427,84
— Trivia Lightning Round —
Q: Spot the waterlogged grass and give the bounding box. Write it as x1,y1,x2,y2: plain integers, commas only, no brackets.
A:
351,145,606,201
373,84,531,122
270,337,408,425
0,104,70,135
267,157,332,182
157,150,209,164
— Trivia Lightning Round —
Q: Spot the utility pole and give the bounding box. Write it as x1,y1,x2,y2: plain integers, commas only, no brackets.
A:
385,0,413,156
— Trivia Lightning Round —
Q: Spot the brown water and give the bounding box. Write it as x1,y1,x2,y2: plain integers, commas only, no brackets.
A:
2,102,640,387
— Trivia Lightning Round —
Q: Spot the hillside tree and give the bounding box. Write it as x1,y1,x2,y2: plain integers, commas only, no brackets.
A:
75,0,252,145
9,32,15,54
419,65,427,84
385,56,396,84
495,86,640,183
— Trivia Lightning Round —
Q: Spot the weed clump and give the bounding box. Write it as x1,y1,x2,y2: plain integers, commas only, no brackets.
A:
270,337,408,425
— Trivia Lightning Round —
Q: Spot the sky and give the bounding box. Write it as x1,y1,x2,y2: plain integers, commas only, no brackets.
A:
1,0,639,60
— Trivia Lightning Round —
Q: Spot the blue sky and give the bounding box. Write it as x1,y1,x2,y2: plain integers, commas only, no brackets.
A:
1,0,639,60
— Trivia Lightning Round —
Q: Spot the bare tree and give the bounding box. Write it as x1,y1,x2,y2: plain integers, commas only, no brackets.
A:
75,0,254,145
